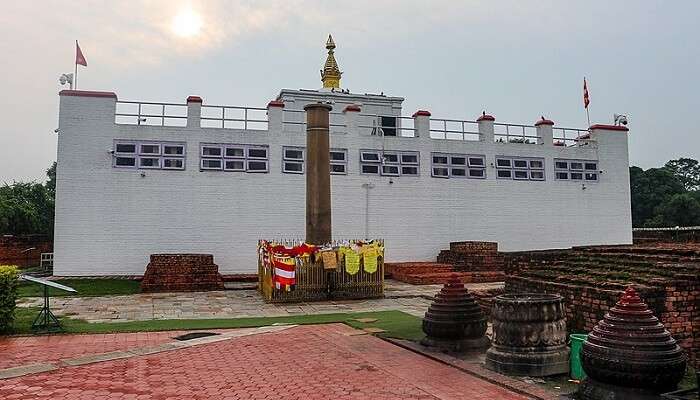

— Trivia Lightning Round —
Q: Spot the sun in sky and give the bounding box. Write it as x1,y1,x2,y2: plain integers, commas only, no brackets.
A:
172,7,202,38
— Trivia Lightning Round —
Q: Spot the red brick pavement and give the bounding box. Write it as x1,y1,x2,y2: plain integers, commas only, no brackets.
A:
0,324,530,399
0,330,204,370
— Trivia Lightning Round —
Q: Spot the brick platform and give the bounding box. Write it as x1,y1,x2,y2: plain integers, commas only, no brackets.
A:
140,254,224,292
387,241,505,285
504,245,700,368
437,241,505,272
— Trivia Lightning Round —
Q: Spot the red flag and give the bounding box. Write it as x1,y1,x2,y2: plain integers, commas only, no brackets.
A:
583,78,590,109
75,41,87,66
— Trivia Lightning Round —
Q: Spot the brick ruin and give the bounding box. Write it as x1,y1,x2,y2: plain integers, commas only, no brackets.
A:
141,254,225,292
385,241,505,285
504,244,700,368
0,235,53,268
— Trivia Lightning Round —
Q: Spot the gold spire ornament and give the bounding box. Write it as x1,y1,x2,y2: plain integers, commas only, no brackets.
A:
320,34,342,89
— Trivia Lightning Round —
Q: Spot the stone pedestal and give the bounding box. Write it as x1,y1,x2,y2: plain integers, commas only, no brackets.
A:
421,275,489,352
578,287,687,399
141,254,224,292
485,293,569,376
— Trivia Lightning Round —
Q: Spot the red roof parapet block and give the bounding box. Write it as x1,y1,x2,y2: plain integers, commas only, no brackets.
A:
534,116,554,126
589,124,629,132
267,100,285,108
477,112,495,122
186,96,203,103
412,110,431,117
343,104,361,113
59,90,117,99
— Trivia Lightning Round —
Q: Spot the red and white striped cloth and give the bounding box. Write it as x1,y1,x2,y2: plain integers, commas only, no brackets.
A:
272,254,296,291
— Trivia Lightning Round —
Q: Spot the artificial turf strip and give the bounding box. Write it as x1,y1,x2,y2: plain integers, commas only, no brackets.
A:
17,279,141,298
10,308,425,341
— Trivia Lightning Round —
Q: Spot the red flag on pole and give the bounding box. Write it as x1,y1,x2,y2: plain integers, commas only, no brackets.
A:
75,41,87,66
583,78,590,109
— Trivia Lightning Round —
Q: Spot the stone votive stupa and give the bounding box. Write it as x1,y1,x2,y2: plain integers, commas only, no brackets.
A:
578,286,687,400
421,274,489,352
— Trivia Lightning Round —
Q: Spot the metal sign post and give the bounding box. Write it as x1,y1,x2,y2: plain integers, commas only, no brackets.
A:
20,275,77,332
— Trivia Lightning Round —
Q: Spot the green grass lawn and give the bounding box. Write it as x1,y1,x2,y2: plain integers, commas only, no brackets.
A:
17,279,141,297
9,307,425,341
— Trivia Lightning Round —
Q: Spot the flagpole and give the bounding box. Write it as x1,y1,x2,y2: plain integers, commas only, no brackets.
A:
74,40,78,90
584,76,591,129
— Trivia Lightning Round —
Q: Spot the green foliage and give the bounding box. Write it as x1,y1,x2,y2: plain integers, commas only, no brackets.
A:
0,162,56,236
665,157,700,191
629,166,685,226
0,265,19,332
645,193,700,227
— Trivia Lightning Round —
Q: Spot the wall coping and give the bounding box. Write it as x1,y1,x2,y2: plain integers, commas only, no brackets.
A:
267,100,285,108
477,113,495,122
343,104,361,113
59,90,117,99
589,124,629,132
186,96,203,103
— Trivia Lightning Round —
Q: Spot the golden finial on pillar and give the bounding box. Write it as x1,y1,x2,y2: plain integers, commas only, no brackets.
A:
321,34,342,89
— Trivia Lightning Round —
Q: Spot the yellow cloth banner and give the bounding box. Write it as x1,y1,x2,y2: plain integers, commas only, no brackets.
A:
343,248,360,275
363,247,378,273
321,251,338,270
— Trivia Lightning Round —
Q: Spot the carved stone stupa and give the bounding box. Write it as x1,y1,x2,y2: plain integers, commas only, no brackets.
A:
421,275,489,351
578,286,687,399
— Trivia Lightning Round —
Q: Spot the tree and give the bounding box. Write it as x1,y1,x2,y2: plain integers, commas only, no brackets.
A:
645,193,700,227
0,162,56,237
629,166,685,227
45,162,56,196
664,158,700,191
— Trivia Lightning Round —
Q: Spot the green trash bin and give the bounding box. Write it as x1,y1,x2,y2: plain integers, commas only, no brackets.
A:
570,333,588,380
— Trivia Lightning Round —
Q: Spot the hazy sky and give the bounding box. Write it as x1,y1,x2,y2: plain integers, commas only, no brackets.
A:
1,0,698,183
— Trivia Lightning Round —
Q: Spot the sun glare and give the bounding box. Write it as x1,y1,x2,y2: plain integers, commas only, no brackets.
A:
172,8,202,37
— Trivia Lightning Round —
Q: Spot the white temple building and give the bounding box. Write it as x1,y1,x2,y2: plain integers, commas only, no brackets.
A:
53,35,632,276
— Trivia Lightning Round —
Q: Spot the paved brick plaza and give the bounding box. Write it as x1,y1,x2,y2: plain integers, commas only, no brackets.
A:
0,324,529,399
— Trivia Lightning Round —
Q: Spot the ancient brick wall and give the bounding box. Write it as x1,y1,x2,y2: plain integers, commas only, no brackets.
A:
504,247,700,368
140,254,224,292
0,235,53,267
633,228,699,244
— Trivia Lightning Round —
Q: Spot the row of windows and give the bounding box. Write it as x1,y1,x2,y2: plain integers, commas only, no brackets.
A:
111,141,599,183
282,147,348,175
555,159,599,181
432,154,485,178
113,141,186,170
495,157,545,181
359,150,419,176
200,144,269,172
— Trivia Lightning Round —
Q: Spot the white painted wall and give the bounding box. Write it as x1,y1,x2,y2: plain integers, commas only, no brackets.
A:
54,90,632,276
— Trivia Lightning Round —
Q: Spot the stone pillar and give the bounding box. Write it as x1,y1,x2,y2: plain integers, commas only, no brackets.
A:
186,96,202,128
267,100,285,133
534,117,554,146
343,104,360,134
305,103,333,245
413,110,431,138
477,113,495,142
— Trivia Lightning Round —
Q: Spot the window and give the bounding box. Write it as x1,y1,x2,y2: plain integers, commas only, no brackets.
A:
432,153,485,179
555,159,599,182
496,156,544,181
200,143,268,173
330,149,347,175
283,147,305,174
113,140,185,170
140,144,160,155
361,150,419,176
